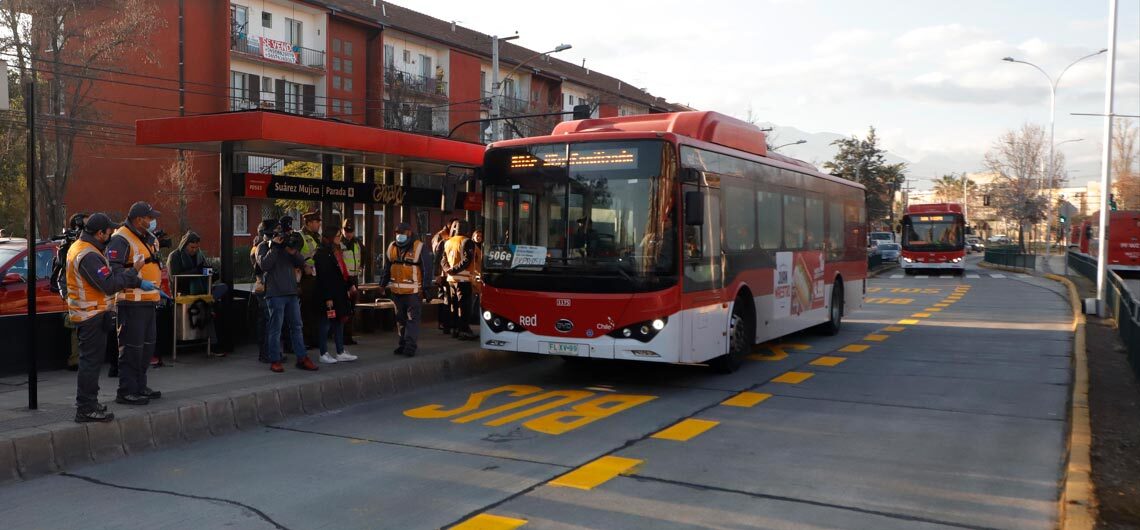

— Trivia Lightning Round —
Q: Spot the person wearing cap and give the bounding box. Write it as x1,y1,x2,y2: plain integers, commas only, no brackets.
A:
66,213,146,422
106,201,167,405
380,222,427,356
340,218,364,345
443,219,477,340
299,211,322,348
251,219,278,362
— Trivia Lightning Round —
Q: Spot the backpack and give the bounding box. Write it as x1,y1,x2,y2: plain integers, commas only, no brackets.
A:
50,239,73,299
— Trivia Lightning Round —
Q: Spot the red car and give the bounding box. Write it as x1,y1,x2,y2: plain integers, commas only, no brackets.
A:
0,237,67,317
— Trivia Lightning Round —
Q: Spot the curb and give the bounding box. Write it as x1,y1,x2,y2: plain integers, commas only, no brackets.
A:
0,348,528,485
1043,272,1096,530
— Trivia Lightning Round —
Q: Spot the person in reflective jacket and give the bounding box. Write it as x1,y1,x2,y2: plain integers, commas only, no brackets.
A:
380,222,427,356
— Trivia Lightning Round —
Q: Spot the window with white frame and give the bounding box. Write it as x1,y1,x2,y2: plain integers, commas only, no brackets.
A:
419,54,431,79
286,18,302,47
384,44,395,69
233,204,249,235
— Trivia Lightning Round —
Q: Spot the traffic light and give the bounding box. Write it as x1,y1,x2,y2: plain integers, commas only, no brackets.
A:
1109,193,1118,211
1059,214,1067,224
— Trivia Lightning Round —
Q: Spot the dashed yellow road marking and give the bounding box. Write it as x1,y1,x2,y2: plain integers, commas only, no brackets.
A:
911,312,932,318
924,307,943,312
864,334,889,341
721,392,772,408
549,456,642,490
771,371,814,384
651,419,720,441
866,287,883,293
810,356,847,367
883,326,906,332
866,297,914,305
779,343,812,350
933,303,949,308
898,319,921,325
451,513,528,530
838,344,870,353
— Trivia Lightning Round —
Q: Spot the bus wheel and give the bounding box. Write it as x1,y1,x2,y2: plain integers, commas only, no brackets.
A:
818,282,844,336
711,303,751,374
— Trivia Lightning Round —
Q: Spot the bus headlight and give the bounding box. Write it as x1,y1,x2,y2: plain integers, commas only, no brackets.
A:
482,310,492,321
950,257,962,263
610,317,668,343
483,311,524,333
903,257,913,263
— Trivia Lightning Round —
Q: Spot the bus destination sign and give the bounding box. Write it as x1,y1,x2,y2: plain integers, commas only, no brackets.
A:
509,147,638,171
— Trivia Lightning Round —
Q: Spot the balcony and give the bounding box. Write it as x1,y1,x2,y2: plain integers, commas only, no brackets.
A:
384,69,447,99
231,34,324,70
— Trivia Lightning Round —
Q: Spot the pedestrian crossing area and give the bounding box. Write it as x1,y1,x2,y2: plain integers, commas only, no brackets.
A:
887,272,1028,280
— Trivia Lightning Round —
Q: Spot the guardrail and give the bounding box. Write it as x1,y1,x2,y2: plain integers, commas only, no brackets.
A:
984,245,1036,269
1069,251,1140,380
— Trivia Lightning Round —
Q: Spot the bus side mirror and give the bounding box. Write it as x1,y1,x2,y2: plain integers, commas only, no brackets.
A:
684,191,704,226
2,272,24,285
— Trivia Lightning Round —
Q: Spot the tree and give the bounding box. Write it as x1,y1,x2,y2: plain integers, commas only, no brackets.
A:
931,173,978,209
823,127,906,226
982,123,1064,248
0,0,164,236
156,152,199,236
0,70,26,236
1111,118,1139,209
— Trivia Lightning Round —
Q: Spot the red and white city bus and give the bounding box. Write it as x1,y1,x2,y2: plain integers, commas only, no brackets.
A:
1082,211,1140,273
900,203,966,275
477,111,867,372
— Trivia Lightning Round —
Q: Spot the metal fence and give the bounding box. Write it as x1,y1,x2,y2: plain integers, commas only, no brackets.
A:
984,245,1036,269
1069,251,1140,380
868,252,882,270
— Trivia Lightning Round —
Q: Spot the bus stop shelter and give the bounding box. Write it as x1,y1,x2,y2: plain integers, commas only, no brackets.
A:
135,110,485,349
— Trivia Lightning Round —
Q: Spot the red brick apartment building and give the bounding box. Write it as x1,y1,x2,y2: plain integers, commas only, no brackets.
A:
60,0,681,260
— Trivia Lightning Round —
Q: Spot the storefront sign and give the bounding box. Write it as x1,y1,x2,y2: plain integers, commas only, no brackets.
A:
259,37,297,64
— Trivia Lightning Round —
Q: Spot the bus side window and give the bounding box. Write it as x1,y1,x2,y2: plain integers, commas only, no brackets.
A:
827,201,844,260
805,195,824,251
783,193,805,249
757,189,782,250
723,179,756,251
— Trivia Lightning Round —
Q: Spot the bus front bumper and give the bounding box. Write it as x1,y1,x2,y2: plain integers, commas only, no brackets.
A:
480,318,684,364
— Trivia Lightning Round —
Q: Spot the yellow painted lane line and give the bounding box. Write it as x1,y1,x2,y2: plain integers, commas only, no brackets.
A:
549,456,643,490
864,334,889,341
883,326,906,332
771,371,814,384
924,307,943,312
933,303,949,308
898,319,921,325
911,312,932,318
810,356,847,367
651,419,720,441
838,344,870,353
451,513,528,530
721,391,772,408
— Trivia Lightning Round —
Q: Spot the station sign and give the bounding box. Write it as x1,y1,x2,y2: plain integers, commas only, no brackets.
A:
234,173,442,207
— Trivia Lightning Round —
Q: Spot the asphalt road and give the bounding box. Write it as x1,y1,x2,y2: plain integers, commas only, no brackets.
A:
0,256,1075,530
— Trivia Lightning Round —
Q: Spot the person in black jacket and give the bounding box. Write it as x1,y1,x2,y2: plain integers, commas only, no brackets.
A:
313,225,358,364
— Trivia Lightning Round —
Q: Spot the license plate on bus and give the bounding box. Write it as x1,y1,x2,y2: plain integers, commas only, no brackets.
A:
546,342,582,356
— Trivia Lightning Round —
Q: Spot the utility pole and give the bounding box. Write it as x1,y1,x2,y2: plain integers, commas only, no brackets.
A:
24,78,38,410
1096,0,1118,315
489,34,519,143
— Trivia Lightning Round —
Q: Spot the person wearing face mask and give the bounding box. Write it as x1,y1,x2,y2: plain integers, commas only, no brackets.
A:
379,222,427,357
67,213,145,422
106,201,170,406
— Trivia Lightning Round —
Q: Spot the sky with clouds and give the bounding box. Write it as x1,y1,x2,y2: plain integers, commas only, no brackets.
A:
406,0,1139,188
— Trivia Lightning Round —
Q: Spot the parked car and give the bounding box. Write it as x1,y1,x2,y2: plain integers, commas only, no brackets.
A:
987,234,1011,245
869,231,895,246
877,242,900,262
966,237,984,253
0,237,66,317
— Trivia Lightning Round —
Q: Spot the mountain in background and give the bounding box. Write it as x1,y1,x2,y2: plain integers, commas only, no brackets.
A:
758,122,970,190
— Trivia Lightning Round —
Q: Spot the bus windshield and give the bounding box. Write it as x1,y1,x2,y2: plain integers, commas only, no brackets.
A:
481,140,677,292
902,214,964,251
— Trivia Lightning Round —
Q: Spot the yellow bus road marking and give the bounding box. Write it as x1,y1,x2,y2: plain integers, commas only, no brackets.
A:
897,319,921,325
748,352,788,361
549,456,643,490
771,371,814,384
838,344,870,353
810,356,847,367
404,385,656,435
924,307,943,312
780,343,812,350
866,287,883,293
933,303,949,307
911,312,932,318
652,419,720,441
890,287,942,294
451,513,528,530
865,297,914,305
721,391,772,408
864,334,889,341
883,326,906,332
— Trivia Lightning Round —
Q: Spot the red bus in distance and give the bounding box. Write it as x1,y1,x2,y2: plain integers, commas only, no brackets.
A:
478,111,867,372
1078,211,1140,273
900,203,966,275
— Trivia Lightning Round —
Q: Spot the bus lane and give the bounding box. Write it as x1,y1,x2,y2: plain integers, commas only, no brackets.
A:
463,268,1073,530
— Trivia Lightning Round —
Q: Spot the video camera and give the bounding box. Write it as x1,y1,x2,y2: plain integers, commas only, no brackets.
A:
152,229,173,249
284,231,305,251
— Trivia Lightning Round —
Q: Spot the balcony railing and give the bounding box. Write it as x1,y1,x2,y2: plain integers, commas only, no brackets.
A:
384,69,447,98
231,35,324,69
229,97,322,118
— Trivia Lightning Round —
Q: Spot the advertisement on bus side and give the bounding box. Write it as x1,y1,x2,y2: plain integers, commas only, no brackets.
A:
774,250,825,317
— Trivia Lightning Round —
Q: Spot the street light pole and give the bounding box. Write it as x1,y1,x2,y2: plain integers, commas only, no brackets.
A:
489,37,570,143
771,139,806,150
1096,0,1119,314
1003,48,1106,252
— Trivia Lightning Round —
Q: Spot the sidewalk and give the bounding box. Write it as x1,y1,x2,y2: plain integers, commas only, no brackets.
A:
0,325,528,484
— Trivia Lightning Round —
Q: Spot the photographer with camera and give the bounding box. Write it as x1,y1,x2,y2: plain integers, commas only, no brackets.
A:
106,201,171,406
258,221,319,373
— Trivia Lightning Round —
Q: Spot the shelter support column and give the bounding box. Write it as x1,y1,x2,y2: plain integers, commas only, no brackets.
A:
218,141,234,352
364,168,376,282
321,155,334,226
